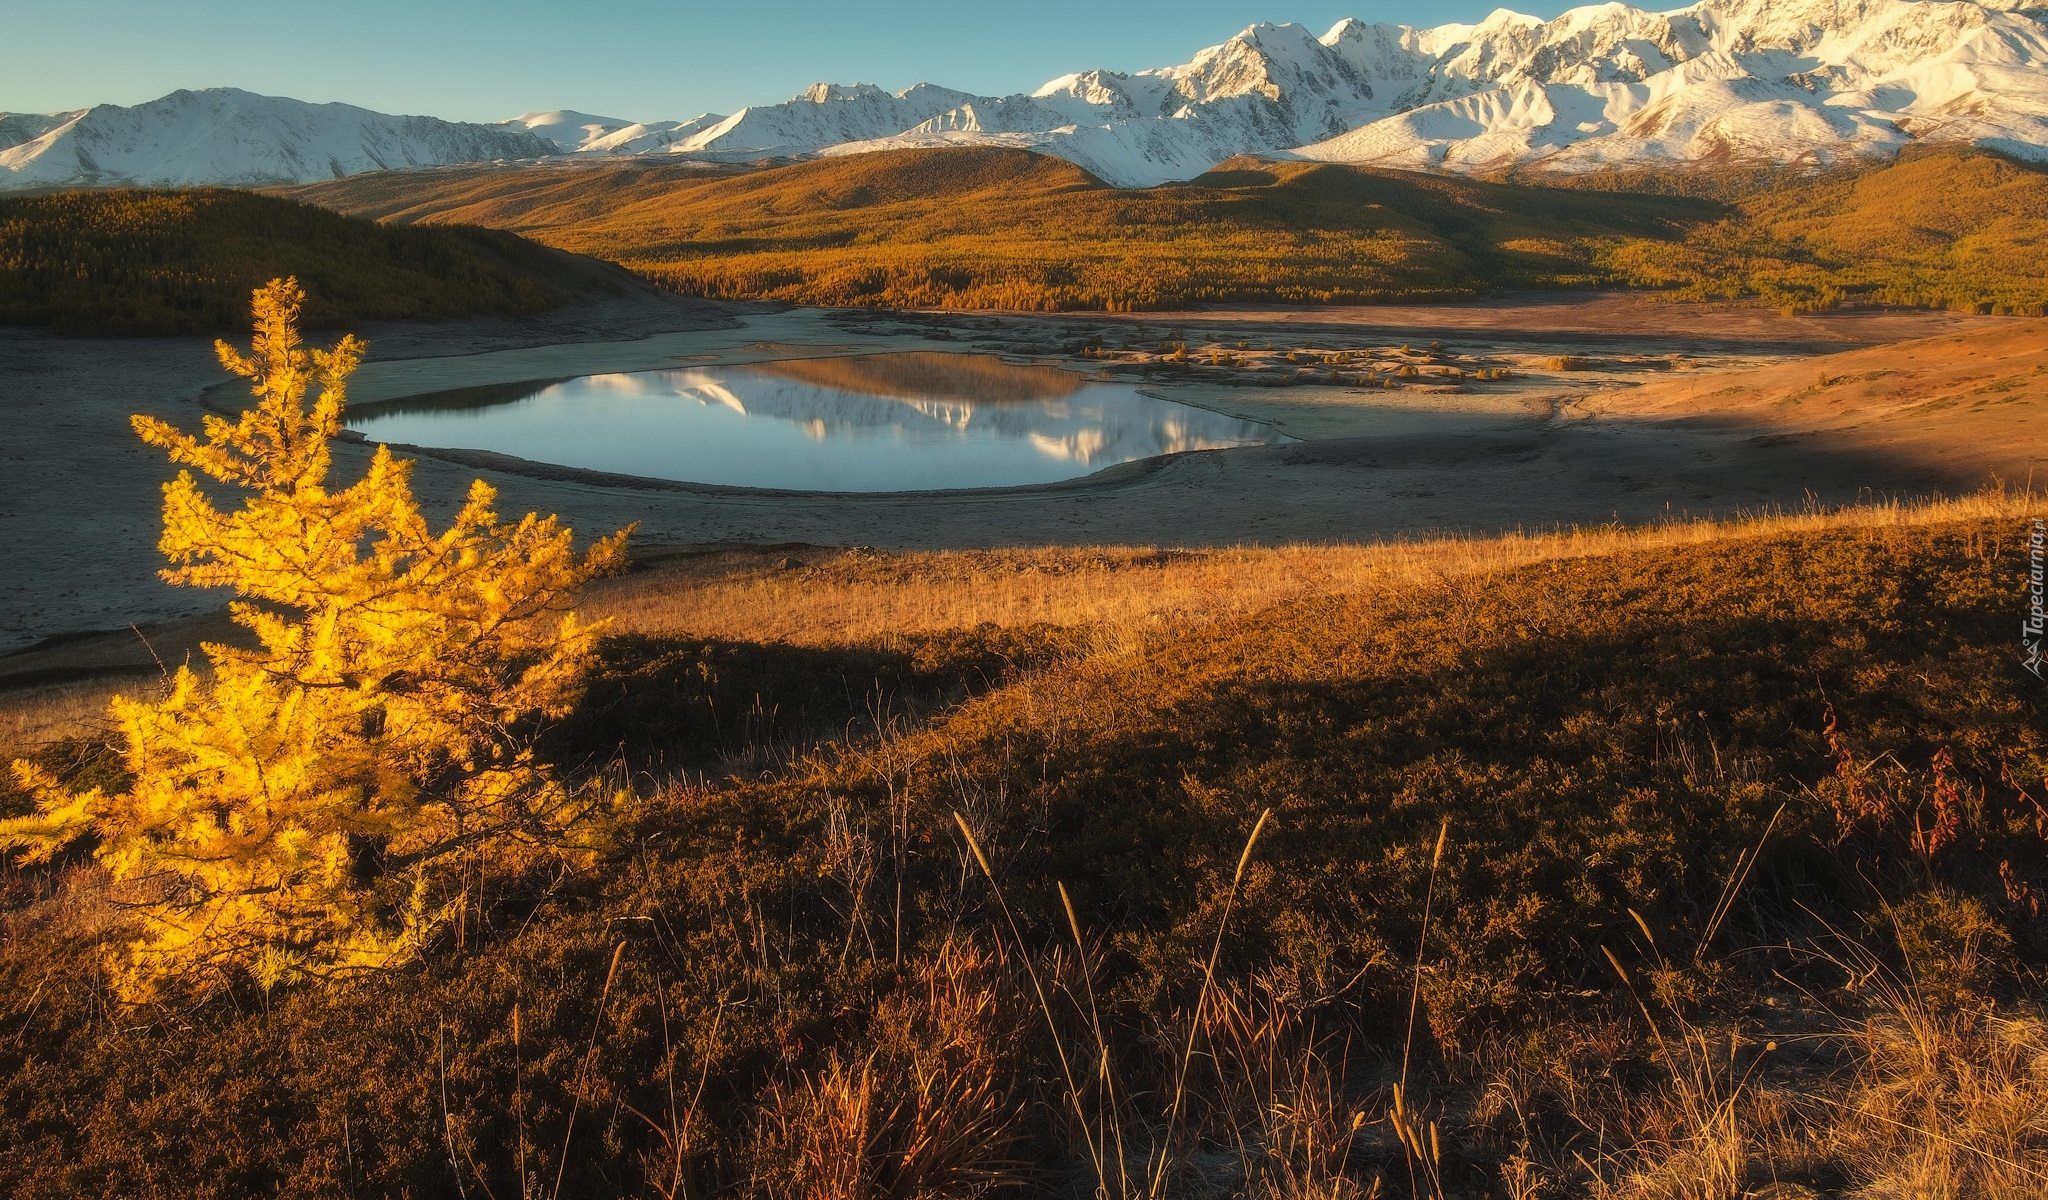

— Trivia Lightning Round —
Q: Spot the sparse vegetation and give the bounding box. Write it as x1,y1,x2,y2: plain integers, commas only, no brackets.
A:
3,155,2046,1197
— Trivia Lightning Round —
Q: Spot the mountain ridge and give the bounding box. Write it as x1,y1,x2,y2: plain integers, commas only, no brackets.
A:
6,1,2047,189
0,89,553,189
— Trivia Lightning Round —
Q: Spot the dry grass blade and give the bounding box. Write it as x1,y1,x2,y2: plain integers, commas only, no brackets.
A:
1696,804,1784,965
950,811,1105,1187
549,940,628,1200
1400,818,1450,1098
513,1002,528,1197
1151,807,1272,1199
437,1018,471,1200
1059,880,1132,1200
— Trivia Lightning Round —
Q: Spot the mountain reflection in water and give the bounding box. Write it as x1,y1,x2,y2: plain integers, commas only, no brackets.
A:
346,353,1285,492
747,352,1084,404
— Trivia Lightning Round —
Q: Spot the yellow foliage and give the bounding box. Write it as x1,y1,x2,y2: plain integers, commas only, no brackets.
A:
282,145,2048,316
0,278,629,995
1586,149,2048,312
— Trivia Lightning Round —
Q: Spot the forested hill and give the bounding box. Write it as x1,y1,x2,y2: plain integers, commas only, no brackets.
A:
278,145,2048,316
0,188,631,335
1569,147,2048,315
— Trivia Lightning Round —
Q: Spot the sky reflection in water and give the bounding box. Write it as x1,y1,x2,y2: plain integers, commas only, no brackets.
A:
346,353,1285,491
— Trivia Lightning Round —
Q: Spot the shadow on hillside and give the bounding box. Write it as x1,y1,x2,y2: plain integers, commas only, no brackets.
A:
0,519,2039,1199
551,626,1080,778
972,522,2044,987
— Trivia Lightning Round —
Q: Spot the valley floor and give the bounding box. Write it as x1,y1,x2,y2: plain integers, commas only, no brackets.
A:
0,291,2035,722
1,285,2044,1196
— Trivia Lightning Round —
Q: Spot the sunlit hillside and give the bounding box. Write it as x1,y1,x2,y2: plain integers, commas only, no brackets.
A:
0,188,626,334
278,147,1718,310
276,145,2048,316
1577,148,2048,313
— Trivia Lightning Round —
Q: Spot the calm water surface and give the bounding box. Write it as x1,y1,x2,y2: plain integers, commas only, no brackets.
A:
347,353,1285,491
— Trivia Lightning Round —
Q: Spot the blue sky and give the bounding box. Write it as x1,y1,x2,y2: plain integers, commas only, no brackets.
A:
8,0,1555,122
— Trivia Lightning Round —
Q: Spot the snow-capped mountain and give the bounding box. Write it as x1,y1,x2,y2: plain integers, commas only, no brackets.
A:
494,110,640,154
484,0,2048,185
1294,0,2048,172
0,89,553,188
6,1,2048,190
0,110,77,152
579,114,730,155
492,109,735,157
643,0,2048,183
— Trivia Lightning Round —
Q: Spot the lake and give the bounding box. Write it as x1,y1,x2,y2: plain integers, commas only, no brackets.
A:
345,352,1286,492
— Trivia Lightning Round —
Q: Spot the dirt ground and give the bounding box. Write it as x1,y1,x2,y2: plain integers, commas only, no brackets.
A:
1579,316,2048,491
0,290,2027,670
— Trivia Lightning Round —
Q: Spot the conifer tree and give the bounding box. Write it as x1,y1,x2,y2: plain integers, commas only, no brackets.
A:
0,278,628,995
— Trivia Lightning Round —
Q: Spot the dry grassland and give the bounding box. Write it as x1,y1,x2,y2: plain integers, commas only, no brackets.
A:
6,489,2034,758
276,145,2048,315
586,488,2040,647
0,188,597,335
0,679,125,752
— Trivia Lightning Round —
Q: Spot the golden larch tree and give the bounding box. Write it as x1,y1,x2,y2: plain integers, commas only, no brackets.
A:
0,278,629,994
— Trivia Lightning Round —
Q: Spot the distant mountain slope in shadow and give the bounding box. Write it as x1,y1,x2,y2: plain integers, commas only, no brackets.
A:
0,187,649,335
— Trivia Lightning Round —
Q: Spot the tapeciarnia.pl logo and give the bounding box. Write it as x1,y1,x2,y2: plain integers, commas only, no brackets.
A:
2026,517,2046,679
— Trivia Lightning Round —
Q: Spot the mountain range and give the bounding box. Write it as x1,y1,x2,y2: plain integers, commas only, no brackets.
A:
0,89,552,189
5,0,2046,190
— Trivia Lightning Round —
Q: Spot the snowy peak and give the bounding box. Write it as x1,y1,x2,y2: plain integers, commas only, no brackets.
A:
800,82,891,104
1295,0,2048,173
0,110,83,153
0,88,553,188
495,110,636,153
580,115,729,156
493,110,732,156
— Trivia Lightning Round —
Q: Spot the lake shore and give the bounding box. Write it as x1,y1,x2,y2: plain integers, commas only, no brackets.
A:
1,291,2031,666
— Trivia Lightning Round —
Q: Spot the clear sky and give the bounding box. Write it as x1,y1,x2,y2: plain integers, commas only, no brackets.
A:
7,0,1560,123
